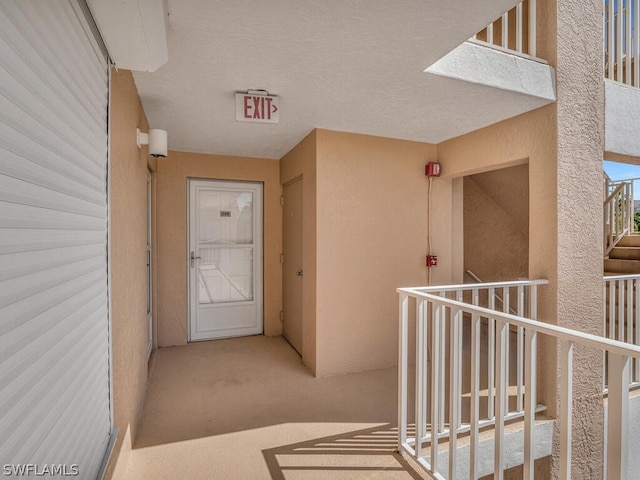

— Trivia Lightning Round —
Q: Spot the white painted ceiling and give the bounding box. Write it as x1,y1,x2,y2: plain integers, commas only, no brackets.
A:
132,0,548,159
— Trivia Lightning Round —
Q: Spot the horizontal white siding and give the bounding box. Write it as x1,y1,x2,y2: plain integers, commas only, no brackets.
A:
0,1,111,478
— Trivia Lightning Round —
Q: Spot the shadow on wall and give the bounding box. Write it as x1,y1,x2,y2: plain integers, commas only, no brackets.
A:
262,424,423,480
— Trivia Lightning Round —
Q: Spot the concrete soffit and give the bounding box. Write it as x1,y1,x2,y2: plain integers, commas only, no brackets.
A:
87,0,169,72
605,79,640,159
425,41,557,107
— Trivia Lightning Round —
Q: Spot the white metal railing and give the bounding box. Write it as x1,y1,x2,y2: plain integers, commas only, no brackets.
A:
604,171,614,200
605,0,640,87
470,0,542,62
604,180,633,256
398,279,640,480
465,269,518,315
609,176,640,200
604,274,640,390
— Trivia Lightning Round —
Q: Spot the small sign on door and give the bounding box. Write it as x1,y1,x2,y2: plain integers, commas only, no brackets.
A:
235,92,279,124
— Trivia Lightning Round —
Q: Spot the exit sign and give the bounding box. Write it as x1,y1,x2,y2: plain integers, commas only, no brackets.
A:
235,93,279,124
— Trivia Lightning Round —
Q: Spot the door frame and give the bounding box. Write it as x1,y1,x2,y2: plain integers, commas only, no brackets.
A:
146,169,153,359
187,178,264,342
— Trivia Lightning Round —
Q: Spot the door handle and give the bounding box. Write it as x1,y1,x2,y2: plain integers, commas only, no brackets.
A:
296,270,303,277
190,251,202,268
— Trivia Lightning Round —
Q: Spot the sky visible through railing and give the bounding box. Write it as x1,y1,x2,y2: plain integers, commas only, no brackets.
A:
605,0,638,57
605,160,640,200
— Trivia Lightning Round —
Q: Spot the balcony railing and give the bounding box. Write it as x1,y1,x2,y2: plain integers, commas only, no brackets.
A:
604,180,634,255
604,274,640,390
398,279,640,480
605,0,640,87
470,0,541,61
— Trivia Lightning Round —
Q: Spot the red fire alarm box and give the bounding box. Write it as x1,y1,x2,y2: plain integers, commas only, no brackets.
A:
425,162,441,177
426,255,438,267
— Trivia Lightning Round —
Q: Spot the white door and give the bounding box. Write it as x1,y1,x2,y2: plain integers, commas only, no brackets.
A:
282,178,303,354
189,179,263,341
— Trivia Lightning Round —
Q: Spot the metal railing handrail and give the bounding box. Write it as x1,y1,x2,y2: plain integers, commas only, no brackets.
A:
405,278,548,294
398,278,639,480
610,176,640,184
399,286,640,358
604,272,640,281
604,182,627,205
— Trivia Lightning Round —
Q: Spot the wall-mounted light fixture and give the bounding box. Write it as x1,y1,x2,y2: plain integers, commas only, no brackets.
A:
136,128,168,158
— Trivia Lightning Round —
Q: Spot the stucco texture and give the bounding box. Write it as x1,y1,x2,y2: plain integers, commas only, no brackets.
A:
155,151,282,346
105,69,152,479
312,130,451,377
554,0,605,476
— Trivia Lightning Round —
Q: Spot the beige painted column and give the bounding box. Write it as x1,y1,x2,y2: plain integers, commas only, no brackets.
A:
546,0,605,476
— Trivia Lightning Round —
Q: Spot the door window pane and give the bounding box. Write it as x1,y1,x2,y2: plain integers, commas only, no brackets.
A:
198,190,253,244
198,247,254,304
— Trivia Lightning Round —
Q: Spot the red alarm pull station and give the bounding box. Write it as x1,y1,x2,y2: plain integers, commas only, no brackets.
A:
425,162,441,177
426,255,438,267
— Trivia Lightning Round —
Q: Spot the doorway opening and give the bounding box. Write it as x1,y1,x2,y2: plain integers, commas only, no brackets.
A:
463,163,529,283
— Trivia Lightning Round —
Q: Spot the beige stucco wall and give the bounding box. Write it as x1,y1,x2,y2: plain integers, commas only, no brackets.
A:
280,131,318,373
312,129,452,377
469,164,529,236
105,69,152,479
439,105,558,404
554,0,605,476
155,151,282,346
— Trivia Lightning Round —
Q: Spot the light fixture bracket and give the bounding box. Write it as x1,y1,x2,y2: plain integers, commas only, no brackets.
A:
136,128,149,148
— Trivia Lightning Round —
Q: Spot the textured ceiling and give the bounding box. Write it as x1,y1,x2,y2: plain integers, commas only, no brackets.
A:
133,0,543,159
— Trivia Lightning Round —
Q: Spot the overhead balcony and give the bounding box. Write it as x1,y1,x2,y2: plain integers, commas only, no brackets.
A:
604,0,640,159
424,0,556,142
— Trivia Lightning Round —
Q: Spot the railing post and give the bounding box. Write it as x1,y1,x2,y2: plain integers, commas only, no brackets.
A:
488,288,496,419
604,281,608,392
430,301,441,473
415,299,426,458
501,12,509,50
618,279,625,341
502,287,510,416
607,353,630,480
636,0,640,88
524,329,537,480
627,0,633,86
618,0,624,82
528,0,536,57
559,340,574,480
517,286,525,412
448,307,461,480
438,300,446,433
635,278,640,382
494,319,508,480
516,2,523,53
470,311,480,480
398,293,408,451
